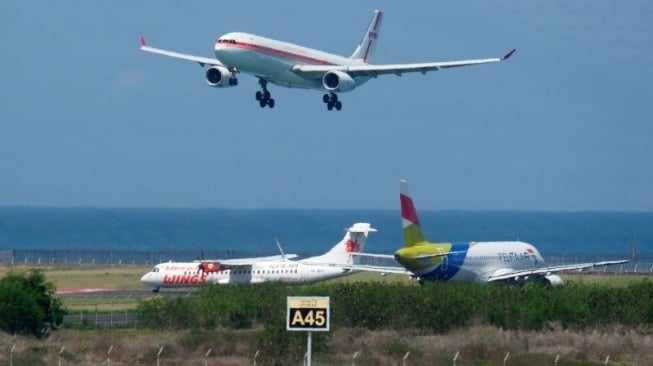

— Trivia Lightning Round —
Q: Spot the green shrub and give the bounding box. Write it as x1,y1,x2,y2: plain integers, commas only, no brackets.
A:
135,280,653,334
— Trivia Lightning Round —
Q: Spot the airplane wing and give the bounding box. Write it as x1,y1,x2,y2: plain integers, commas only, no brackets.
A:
346,264,412,275
195,254,298,266
352,250,466,260
351,252,395,260
139,36,224,67
293,49,516,77
486,259,629,282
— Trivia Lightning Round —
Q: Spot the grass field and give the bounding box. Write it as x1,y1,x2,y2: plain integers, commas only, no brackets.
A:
0,264,151,291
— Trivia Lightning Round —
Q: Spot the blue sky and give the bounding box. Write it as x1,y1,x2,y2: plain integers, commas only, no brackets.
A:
1,1,652,210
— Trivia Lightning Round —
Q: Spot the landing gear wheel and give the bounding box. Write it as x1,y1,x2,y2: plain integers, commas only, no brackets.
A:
322,92,342,111
256,78,275,109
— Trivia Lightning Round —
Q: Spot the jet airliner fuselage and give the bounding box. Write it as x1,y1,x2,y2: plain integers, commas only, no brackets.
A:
214,32,371,90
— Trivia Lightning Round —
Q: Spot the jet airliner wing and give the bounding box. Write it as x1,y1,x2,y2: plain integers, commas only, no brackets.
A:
352,250,466,260
486,259,629,282
350,252,395,260
293,49,516,77
346,264,412,275
139,37,224,67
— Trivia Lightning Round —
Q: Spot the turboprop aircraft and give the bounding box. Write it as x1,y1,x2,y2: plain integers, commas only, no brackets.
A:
139,9,515,111
140,223,376,291
377,180,628,285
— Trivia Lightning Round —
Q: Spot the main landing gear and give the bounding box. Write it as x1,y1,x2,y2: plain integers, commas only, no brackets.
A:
255,78,275,108
323,93,342,111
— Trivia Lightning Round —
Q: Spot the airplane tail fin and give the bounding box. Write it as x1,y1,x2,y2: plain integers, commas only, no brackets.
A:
400,179,426,247
349,9,383,64
302,223,377,265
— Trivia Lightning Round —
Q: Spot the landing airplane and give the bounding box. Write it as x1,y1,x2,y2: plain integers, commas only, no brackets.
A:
356,180,628,286
139,10,515,111
140,223,376,291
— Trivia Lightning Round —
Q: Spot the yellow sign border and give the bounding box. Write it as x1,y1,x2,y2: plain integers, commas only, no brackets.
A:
286,296,330,332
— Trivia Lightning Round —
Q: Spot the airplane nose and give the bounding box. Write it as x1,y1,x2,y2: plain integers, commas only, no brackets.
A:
140,273,152,284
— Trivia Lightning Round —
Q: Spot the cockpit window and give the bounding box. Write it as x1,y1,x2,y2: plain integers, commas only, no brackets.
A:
218,39,237,44
152,267,159,272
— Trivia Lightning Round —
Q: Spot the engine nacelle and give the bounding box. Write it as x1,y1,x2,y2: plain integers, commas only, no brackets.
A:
205,66,237,88
322,71,356,92
544,274,564,286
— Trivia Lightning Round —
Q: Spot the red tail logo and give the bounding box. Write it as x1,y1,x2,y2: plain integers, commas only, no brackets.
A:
345,240,361,253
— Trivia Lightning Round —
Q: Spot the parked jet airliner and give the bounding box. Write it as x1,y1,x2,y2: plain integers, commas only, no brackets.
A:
140,223,376,291
355,181,628,285
139,10,515,111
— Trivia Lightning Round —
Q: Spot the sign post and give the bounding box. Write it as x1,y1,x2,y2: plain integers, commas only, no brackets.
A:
287,296,330,366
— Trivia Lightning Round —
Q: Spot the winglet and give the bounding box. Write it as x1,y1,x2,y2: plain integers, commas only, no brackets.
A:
140,36,147,48
501,48,516,60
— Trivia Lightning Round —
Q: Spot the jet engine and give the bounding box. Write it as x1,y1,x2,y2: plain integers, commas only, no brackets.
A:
205,66,237,87
322,71,356,92
544,274,564,286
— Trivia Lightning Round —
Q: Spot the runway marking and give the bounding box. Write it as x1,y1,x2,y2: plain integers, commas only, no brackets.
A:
55,288,112,295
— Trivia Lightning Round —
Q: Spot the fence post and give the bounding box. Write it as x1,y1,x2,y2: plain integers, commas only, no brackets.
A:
253,350,259,366
157,346,164,366
352,350,360,366
204,348,211,366
107,345,113,366
10,344,15,366
58,346,65,366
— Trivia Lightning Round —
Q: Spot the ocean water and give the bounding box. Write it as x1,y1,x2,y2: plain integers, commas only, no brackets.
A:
0,207,651,265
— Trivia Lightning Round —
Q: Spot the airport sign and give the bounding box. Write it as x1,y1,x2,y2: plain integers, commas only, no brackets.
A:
286,296,330,331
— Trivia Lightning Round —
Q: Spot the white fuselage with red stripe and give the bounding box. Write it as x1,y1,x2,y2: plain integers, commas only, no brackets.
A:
214,32,371,90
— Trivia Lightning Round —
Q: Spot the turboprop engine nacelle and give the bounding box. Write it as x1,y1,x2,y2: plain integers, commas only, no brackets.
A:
205,66,237,88
322,71,356,92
